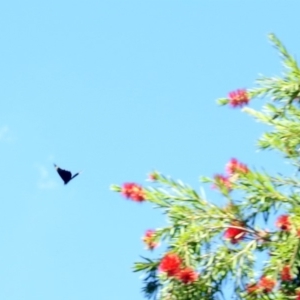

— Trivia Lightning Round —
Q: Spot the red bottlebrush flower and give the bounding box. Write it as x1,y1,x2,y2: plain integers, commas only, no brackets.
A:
226,158,249,175
176,267,198,284
258,276,276,293
228,89,249,108
159,253,182,277
281,265,293,281
224,221,246,244
276,215,291,231
121,182,145,202
246,283,260,294
213,174,232,192
142,229,158,250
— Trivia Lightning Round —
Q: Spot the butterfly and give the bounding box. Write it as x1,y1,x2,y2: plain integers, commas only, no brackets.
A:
54,164,81,185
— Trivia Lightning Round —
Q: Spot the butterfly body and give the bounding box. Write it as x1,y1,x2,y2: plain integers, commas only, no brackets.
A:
54,164,81,184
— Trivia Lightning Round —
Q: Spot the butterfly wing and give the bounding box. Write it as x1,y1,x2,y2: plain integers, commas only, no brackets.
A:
54,164,72,184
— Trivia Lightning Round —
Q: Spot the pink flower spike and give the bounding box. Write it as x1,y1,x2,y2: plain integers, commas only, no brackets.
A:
213,174,232,192
226,158,249,175
121,182,146,202
228,89,249,108
142,229,159,250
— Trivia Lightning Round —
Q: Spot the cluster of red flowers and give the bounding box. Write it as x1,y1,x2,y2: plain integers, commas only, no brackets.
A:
176,267,198,284
228,89,249,108
258,276,276,293
224,220,246,244
213,174,232,191
142,229,158,250
247,276,276,294
159,253,182,276
159,253,198,284
276,215,292,231
281,265,293,281
213,158,249,192
226,158,249,175
121,182,145,202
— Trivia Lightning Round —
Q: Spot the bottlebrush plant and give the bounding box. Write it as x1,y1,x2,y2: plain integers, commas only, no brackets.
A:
111,34,300,300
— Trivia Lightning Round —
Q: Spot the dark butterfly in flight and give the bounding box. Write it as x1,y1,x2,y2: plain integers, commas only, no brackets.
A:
54,164,81,185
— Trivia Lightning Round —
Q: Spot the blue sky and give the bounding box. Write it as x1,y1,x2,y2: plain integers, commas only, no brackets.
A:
0,1,300,299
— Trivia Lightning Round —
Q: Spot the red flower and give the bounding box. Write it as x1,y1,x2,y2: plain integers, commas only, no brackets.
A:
258,276,276,293
142,229,158,250
276,215,291,231
175,267,198,284
228,89,249,108
159,253,182,277
213,174,232,192
246,283,260,294
121,183,145,202
247,277,276,294
281,265,293,281
226,158,249,175
224,221,246,244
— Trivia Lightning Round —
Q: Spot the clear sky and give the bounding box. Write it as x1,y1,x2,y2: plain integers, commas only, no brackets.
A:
0,1,300,299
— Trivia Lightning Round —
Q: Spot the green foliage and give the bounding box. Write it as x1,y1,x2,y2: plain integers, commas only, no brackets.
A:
112,34,300,299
